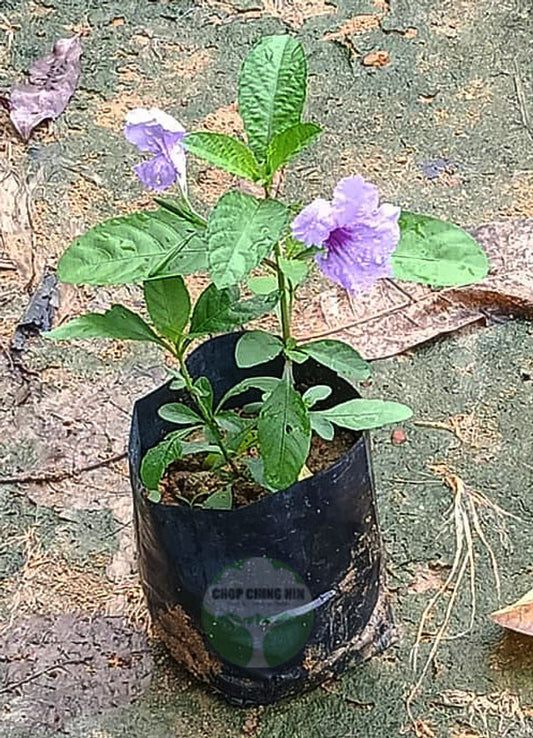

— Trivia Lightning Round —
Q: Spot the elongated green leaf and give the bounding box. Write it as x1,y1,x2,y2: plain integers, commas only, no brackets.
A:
258,376,311,490
184,132,261,181
159,403,203,425
235,331,283,368
46,305,164,345
300,340,371,384
393,212,489,287
141,432,183,491
239,35,307,161
266,122,321,176
143,276,191,342
58,208,207,285
189,284,279,336
319,399,413,431
208,191,288,288
203,486,233,510
216,376,280,411
302,385,332,408
309,412,335,441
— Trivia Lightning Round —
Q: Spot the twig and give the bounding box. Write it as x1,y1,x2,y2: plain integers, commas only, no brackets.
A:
514,60,533,141
0,452,127,485
0,659,91,694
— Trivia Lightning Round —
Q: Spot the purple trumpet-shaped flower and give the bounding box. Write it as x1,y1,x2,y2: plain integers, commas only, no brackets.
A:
124,108,187,192
291,176,401,293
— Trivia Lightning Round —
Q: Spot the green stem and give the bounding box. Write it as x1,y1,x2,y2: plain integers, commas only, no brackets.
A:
274,241,292,344
177,354,238,474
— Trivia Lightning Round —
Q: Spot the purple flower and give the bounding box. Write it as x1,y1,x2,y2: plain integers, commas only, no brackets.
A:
124,108,187,192
291,176,401,293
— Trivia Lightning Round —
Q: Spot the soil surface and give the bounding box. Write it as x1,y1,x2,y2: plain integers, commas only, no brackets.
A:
160,429,357,508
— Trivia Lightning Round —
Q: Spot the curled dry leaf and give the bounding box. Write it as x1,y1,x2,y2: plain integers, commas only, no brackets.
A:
491,588,533,636
9,36,82,141
293,219,533,360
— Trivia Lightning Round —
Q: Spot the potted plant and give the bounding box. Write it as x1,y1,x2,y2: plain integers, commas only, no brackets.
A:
48,35,489,705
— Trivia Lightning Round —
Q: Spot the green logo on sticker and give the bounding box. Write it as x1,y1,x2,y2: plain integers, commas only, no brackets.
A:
201,557,314,668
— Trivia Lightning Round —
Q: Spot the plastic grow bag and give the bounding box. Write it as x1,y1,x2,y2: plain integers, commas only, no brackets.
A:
129,332,394,705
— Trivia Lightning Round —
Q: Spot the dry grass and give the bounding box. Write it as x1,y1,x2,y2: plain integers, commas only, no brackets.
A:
1,530,150,631
407,465,517,723
439,689,530,736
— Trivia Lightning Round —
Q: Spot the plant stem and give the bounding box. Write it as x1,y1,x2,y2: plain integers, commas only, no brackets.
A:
177,355,239,474
273,241,292,344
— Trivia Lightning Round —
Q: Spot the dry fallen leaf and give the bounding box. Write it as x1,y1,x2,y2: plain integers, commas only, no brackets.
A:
8,36,82,141
491,588,533,636
293,219,533,359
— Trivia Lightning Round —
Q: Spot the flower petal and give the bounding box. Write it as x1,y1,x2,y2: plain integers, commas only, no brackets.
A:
316,220,398,293
124,108,187,192
332,175,380,227
133,154,177,191
291,198,336,247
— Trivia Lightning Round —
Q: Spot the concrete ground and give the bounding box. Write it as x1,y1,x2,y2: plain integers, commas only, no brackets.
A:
0,0,532,736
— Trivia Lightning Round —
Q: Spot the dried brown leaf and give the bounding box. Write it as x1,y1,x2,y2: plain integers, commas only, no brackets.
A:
294,220,533,359
491,589,533,636
9,36,81,141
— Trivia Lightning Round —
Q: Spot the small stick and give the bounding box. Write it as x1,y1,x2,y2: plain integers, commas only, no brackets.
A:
0,452,127,485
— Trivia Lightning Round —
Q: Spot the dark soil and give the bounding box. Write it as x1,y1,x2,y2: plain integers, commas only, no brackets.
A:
159,429,358,509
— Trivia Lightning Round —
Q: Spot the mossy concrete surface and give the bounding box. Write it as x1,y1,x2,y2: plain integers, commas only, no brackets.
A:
0,0,532,736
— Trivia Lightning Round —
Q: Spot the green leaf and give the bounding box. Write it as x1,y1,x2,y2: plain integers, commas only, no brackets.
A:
46,305,164,345
235,331,283,368
207,191,288,288
279,257,308,286
203,486,233,510
309,413,335,441
392,212,489,287
258,376,311,490
284,348,308,363
141,432,183,491
266,122,321,176
57,208,206,285
247,275,278,295
154,197,207,229
244,457,276,492
169,374,186,390
143,276,191,342
181,441,220,456
318,399,413,431
302,385,332,408
193,376,214,411
216,376,280,411
158,403,203,425
189,284,279,336
300,340,371,384
147,232,208,279
184,132,261,181
239,35,307,161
